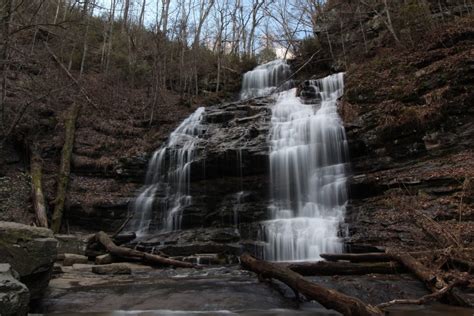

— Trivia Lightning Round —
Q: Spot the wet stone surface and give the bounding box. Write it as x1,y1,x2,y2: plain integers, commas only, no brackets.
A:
32,264,474,315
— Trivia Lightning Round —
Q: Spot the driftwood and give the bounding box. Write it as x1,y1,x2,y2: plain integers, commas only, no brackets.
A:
321,253,392,263
240,253,382,316
321,248,474,263
51,103,80,233
386,249,472,307
282,260,405,276
94,231,195,268
377,279,466,309
30,147,48,227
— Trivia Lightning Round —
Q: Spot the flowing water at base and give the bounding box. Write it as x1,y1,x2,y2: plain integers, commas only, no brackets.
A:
44,304,474,316
263,73,349,261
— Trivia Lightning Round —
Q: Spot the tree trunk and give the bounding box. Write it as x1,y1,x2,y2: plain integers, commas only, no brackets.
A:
51,103,80,233
321,248,474,263
122,0,130,32
282,261,405,276
94,231,196,268
80,0,94,77
30,147,48,228
240,253,382,316
1,0,14,132
321,252,392,262
387,249,472,307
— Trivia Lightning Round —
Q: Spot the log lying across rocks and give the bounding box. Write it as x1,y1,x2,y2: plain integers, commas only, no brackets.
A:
281,260,405,276
320,253,392,262
94,231,195,268
321,248,474,263
386,249,472,307
240,253,382,316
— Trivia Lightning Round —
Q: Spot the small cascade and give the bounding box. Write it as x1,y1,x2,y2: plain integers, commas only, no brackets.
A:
263,72,349,261
240,59,291,99
125,107,206,236
233,191,244,233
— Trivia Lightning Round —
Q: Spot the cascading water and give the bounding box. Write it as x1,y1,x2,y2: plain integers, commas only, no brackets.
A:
240,59,291,99
125,107,205,236
263,72,349,261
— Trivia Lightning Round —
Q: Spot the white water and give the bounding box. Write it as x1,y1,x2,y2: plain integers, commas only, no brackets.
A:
263,73,349,261
240,59,290,99
125,107,205,236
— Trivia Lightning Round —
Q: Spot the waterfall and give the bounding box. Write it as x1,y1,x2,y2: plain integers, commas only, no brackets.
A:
240,59,291,100
263,72,349,261
125,107,205,236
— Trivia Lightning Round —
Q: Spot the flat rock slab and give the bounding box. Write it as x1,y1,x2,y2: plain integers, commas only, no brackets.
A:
92,264,131,275
95,254,113,265
33,264,474,315
55,234,87,256
62,254,88,266
35,266,297,314
0,221,57,299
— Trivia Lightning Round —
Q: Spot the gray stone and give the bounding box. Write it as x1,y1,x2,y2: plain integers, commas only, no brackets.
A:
92,264,131,275
62,254,88,266
0,264,29,316
95,254,113,265
55,234,87,256
0,221,57,300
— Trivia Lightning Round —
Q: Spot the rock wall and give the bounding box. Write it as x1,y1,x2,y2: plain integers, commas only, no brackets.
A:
341,20,474,251
132,97,273,256
0,264,29,316
0,221,57,300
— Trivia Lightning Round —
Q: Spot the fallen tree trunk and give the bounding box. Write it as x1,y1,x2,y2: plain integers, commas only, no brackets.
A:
282,260,404,276
321,248,474,263
94,231,195,268
30,147,48,227
321,253,392,263
240,253,382,316
387,250,445,289
386,249,472,307
51,103,80,233
377,279,466,309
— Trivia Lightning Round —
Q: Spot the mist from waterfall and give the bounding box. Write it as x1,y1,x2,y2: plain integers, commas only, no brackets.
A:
125,107,205,236
264,73,349,261
240,59,291,99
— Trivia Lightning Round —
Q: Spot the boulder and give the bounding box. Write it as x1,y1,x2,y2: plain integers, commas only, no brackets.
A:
0,221,57,300
55,234,87,256
0,264,29,316
95,254,114,265
92,263,131,275
62,254,88,266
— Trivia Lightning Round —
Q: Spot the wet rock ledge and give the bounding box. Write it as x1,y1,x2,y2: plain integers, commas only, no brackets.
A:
0,221,58,315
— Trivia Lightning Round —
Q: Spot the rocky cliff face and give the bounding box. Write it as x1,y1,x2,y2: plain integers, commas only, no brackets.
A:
341,19,474,251
130,97,273,257
0,222,57,300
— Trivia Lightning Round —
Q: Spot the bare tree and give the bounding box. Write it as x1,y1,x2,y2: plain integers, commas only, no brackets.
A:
192,0,215,49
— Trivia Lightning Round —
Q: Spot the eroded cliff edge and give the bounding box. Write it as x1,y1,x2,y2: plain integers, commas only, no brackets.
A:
342,19,473,252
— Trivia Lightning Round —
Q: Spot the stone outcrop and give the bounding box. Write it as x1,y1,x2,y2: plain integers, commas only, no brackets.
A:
61,254,89,267
341,21,474,251
55,234,87,256
0,221,57,300
92,263,131,275
0,264,29,316
126,97,273,256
